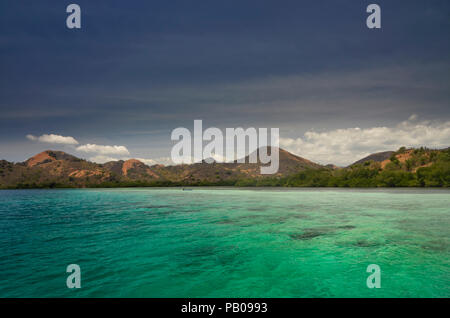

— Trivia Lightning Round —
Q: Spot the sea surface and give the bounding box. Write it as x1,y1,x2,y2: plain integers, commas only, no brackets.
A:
0,188,448,298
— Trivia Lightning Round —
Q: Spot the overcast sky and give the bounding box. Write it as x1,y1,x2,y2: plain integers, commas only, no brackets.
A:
1,0,449,166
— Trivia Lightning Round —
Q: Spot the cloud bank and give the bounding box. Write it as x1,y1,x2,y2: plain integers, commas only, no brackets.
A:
135,157,173,166
87,155,122,164
76,144,130,156
26,134,79,145
88,155,172,165
280,116,450,166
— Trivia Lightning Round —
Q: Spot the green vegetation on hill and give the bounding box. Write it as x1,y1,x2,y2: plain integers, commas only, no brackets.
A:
264,147,450,188
196,147,450,188
1,147,449,189
94,147,450,188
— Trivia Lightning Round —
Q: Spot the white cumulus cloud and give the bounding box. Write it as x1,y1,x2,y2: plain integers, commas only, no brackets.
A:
89,155,122,164
135,157,175,166
88,155,173,166
280,116,450,166
26,134,79,145
134,158,157,165
76,144,130,156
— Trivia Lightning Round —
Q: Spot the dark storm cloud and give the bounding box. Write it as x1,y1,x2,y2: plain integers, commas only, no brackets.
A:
0,0,449,161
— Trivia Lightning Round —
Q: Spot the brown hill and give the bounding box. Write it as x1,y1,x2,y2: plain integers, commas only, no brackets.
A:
152,147,322,183
102,159,160,180
351,151,395,166
0,150,113,188
229,147,321,176
25,150,81,167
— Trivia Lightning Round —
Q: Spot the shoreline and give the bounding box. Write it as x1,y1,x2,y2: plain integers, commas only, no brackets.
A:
1,186,449,191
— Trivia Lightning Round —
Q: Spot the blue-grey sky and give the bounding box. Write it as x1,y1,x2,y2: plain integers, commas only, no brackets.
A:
1,0,449,165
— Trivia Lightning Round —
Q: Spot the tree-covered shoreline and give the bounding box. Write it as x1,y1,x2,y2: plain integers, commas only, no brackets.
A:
2,147,449,189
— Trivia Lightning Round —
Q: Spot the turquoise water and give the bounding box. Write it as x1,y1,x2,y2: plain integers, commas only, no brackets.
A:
0,188,448,298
